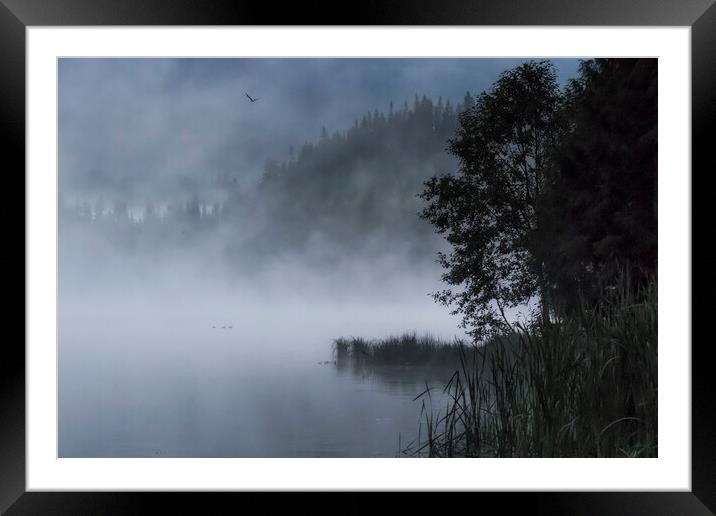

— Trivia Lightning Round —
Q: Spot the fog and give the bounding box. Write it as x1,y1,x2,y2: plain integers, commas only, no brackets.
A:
59,236,465,457
59,58,580,199
59,58,578,457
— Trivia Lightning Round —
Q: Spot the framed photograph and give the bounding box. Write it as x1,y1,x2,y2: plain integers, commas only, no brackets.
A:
4,0,711,512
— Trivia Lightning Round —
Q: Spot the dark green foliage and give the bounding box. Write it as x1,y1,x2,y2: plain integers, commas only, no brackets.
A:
420,59,658,337
332,333,462,367
420,61,565,339
412,59,658,457
540,59,658,308
403,276,657,458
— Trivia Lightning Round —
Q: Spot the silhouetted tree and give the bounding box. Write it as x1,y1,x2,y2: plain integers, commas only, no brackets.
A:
420,61,564,339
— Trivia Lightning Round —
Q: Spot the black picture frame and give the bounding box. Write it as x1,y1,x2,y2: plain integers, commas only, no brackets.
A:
3,1,712,513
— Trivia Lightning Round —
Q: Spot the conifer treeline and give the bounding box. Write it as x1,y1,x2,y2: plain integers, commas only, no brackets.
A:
61,94,474,261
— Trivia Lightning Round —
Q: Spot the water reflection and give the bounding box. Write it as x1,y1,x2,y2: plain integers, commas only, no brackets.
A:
336,360,457,397
59,333,459,458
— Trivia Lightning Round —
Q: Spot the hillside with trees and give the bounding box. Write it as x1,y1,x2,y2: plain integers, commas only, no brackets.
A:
61,94,475,270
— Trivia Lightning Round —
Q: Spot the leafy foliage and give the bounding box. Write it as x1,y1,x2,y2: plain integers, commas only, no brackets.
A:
420,59,657,338
420,61,565,340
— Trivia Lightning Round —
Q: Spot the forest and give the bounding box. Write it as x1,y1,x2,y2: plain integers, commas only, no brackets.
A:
411,58,657,457
59,58,657,458
420,58,656,339
62,58,656,324
60,93,473,270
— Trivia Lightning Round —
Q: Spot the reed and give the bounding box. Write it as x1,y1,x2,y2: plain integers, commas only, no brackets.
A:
332,332,463,367
402,278,657,458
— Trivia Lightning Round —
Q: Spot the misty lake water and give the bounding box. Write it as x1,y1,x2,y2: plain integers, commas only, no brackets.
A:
59,271,464,457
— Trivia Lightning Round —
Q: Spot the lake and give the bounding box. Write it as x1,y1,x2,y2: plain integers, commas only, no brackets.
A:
58,280,463,458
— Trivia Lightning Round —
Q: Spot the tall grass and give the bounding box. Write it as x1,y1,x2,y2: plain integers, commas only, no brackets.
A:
332,332,463,367
403,279,657,458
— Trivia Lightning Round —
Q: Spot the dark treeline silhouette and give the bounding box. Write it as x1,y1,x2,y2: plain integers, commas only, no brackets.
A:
61,59,656,330
241,94,471,264
59,195,226,253
408,60,658,459
61,94,474,267
540,59,657,311
420,59,657,339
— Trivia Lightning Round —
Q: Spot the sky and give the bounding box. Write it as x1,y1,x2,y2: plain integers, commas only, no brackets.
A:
58,58,582,202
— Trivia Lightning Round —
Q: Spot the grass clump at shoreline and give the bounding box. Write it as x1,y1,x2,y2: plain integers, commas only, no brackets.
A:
402,279,657,458
332,332,462,367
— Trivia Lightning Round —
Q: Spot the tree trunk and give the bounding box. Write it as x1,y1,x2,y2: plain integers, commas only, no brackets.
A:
538,262,550,325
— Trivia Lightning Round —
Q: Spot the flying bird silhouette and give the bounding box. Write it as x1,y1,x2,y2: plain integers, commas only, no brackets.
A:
245,93,260,103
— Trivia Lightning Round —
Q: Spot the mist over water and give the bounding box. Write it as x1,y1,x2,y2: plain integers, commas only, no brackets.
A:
58,142,462,458
58,57,579,457
59,244,465,457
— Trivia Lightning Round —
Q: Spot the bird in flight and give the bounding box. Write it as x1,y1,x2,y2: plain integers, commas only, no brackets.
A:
245,93,260,103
